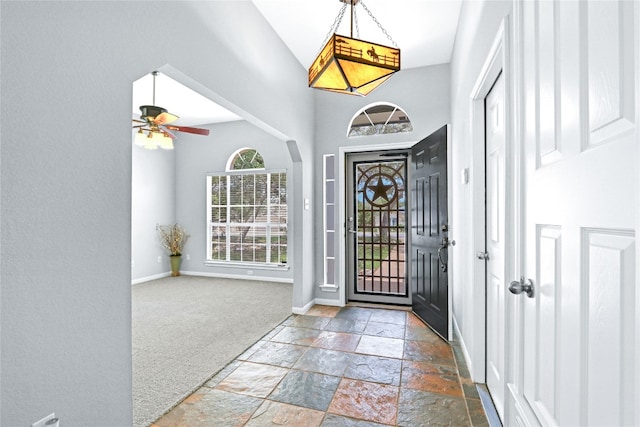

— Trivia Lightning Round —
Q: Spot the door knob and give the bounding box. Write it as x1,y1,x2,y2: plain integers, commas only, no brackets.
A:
509,277,534,298
347,217,357,234
438,237,453,272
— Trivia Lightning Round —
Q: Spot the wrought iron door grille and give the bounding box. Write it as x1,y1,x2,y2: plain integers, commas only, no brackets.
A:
354,160,407,296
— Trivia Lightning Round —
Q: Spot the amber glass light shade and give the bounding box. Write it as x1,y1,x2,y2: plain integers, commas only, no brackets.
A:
309,34,400,96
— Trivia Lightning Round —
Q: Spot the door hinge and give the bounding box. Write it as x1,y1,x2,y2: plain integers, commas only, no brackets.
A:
476,251,489,260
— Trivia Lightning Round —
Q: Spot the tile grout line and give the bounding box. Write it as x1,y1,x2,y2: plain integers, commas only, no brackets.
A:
394,310,409,426
451,341,475,426
155,307,486,426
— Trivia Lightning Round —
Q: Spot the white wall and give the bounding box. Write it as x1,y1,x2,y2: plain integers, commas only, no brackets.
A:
449,0,512,379
0,1,313,425
131,146,176,283
313,64,451,303
175,120,293,282
132,120,294,285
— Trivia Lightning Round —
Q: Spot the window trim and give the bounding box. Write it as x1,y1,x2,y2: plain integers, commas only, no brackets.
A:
203,260,290,271
206,168,287,267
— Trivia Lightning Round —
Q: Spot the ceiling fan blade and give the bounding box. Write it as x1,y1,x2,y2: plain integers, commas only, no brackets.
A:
153,111,179,125
165,125,210,136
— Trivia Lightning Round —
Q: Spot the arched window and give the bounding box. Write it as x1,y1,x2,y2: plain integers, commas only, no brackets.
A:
227,148,265,171
348,103,413,137
207,148,287,266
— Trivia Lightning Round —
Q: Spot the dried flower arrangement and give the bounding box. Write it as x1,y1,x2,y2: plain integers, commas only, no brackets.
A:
157,224,190,257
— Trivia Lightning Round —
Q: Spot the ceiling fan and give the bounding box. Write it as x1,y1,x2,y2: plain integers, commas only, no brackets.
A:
132,71,210,150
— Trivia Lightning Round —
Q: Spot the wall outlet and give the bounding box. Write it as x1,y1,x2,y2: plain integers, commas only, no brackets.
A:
186,254,190,261
157,256,162,263
32,413,55,427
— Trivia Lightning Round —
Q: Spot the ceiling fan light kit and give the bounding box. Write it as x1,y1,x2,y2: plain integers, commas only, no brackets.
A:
308,0,400,96
132,71,210,150
134,127,175,150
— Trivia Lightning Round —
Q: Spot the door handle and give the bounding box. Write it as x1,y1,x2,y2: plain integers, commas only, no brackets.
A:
509,277,535,298
347,216,357,234
440,236,456,248
476,251,489,260
437,236,455,272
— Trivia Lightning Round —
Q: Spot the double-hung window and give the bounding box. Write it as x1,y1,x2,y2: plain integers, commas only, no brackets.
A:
206,149,287,266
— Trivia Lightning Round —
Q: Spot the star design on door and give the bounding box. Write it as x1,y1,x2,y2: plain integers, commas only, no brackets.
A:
365,174,397,207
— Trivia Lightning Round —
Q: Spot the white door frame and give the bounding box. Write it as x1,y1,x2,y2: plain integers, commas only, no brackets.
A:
466,17,517,385
636,1,640,418
337,134,454,315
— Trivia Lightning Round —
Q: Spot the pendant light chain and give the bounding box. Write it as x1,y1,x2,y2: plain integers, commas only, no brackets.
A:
359,0,398,48
314,3,348,57
354,6,360,39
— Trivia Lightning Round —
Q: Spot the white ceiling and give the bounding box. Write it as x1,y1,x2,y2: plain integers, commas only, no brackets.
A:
132,73,242,128
132,0,462,127
252,0,462,70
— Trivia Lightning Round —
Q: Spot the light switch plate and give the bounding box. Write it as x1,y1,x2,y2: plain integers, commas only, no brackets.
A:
461,168,469,184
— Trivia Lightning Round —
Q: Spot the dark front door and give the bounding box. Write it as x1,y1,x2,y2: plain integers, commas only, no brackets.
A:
410,125,449,339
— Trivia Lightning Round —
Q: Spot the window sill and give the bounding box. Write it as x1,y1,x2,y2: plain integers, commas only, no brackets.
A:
204,261,290,271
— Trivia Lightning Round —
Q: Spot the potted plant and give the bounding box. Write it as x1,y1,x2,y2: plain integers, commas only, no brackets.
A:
157,223,190,276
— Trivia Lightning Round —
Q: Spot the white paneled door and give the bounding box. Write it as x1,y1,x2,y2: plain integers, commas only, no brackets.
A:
507,1,638,426
485,71,506,420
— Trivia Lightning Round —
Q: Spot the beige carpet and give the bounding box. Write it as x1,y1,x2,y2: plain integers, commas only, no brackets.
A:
132,275,293,427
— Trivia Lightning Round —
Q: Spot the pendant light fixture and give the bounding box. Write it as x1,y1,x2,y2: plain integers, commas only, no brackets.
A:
308,0,400,96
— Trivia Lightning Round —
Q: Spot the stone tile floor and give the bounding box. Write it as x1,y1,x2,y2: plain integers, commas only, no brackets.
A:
152,305,489,426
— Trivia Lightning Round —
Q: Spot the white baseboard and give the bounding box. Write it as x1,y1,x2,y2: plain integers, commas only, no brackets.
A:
180,270,293,284
314,298,343,307
292,298,344,315
452,314,475,379
292,299,316,315
131,272,171,285
132,271,294,286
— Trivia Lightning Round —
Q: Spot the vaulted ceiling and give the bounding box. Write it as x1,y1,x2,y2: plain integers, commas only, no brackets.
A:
252,0,462,70
132,0,462,127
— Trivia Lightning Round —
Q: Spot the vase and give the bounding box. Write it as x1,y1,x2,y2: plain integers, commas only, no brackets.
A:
170,255,182,276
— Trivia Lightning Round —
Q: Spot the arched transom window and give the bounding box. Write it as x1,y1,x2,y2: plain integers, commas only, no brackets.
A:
226,148,265,171
348,103,413,137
